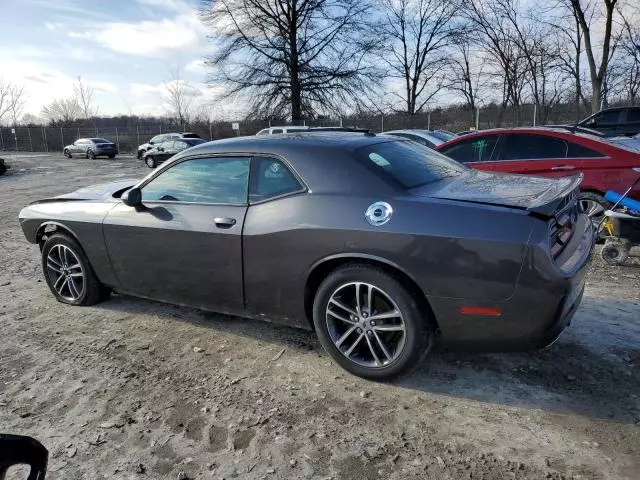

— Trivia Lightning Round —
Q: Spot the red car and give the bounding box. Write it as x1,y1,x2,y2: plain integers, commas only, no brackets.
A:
435,128,640,223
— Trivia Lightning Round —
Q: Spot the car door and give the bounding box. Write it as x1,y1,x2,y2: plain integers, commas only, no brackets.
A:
620,108,640,136
71,140,84,154
437,135,500,170
102,155,250,311
156,141,174,162
486,133,581,179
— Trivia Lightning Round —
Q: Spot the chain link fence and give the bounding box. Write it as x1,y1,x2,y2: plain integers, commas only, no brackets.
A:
0,105,587,154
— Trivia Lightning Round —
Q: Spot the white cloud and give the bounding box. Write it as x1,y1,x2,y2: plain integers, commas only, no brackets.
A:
185,59,206,73
137,0,191,11
90,13,204,56
130,82,165,96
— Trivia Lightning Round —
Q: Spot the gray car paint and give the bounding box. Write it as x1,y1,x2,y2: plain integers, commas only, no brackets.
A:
19,133,594,349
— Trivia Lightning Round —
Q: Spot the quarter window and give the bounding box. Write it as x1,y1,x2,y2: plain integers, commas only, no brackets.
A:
497,134,567,160
141,157,250,204
440,136,498,163
566,142,604,158
250,158,302,202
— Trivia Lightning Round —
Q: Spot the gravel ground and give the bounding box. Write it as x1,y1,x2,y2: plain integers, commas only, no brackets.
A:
1,153,639,480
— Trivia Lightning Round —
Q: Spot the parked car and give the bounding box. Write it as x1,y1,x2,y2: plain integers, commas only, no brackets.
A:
143,137,207,168
63,138,118,159
435,127,640,224
385,129,455,149
575,106,640,137
137,132,201,159
256,126,310,135
19,132,594,380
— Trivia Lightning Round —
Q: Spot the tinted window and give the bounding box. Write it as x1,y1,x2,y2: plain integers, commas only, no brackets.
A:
92,138,110,144
596,110,621,126
141,157,250,204
626,109,640,123
440,136,499,163
250,158,302,202
389,133,434,148
181,133,200,139
185,139,206,146
431,130,456,141
354,140,466,189
497,134,567,160
271,129,283,134
566,142,604,158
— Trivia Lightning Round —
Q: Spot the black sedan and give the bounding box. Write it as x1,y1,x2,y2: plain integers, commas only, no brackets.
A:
19,133,594,380
143,138,207,168
63,138,118,159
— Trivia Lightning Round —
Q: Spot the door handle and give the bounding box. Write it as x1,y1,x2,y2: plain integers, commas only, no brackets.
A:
214,217,236,228
551,165,576,171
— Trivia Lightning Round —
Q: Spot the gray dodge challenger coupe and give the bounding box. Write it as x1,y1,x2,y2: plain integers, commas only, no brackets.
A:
19,132,594,379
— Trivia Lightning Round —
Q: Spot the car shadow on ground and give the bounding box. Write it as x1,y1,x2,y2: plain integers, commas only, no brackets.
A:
97,293,640,425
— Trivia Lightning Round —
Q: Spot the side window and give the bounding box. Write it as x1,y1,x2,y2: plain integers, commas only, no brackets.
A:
141,157,250,204
271,128,283,134
596,110,621,126
626,109,640,123
250,158,303,202
175,141,188,149
566,142,605,158
440,136,498,163
497,134,567,160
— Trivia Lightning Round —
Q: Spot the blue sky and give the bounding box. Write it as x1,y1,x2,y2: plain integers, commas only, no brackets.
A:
0,0,221,118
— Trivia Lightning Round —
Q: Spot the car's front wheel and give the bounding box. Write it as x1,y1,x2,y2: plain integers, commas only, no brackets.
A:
41,233,110,306
86,149,96,160
313,264,432,380
63,149,72,158
145,156,156,168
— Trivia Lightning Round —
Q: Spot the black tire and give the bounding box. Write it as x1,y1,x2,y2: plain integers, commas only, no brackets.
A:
137,150,143,160
108,154,116,159
601,237,630,266
63,149,72,158
145,156,156,168
87,149,96,160
312,263,432,380
41,233,110,306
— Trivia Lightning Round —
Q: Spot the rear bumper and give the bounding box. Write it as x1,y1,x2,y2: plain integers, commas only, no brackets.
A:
95,148,118,156
430,213,594,351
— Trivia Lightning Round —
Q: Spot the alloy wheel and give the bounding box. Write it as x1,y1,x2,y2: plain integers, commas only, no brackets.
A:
46,244,85,302
579,198,605,224
326,282,406,368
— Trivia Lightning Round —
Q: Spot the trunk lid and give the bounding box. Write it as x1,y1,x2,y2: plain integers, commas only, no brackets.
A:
410,169,582,216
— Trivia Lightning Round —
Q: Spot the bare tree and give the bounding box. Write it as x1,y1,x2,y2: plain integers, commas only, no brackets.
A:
379,0,458,114
41,98,81,126
617,4,640,103
563,0,619,112
0,78,27,125
200,0,379,120
164,66,195,126
447,30,486,124
73,77,98,119
464,0,529,126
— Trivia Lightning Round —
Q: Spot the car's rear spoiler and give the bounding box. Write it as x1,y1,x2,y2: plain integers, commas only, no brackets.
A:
527,173,583,217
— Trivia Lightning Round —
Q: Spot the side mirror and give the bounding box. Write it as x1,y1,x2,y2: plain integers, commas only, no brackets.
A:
122,187,142,207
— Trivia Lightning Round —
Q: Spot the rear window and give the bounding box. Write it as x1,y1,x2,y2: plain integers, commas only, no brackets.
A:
354,140,466,189
431,130,456,141
181,133,201,139
185,139,206,146
92,138,111,144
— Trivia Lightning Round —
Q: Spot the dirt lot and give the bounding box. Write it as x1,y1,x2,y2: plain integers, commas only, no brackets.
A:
1,153,639,480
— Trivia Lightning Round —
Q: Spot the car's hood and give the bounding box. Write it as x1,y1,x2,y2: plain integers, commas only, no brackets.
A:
410,169,582,216
31,178,140,204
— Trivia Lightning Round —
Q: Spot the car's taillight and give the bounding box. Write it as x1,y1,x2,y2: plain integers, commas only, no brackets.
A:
549,200,578,258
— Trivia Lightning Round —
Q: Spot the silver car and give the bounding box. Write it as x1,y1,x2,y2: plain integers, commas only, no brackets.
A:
385,129,456,149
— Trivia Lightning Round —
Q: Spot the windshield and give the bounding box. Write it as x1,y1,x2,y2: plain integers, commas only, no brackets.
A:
354,139,466,189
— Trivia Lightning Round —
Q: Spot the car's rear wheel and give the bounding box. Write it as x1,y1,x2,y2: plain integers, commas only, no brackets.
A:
63,149,72,158
313,264,432,380
86,149,96,160
146,156,156,168
137,150,143,159
41,233,110,306
578,192,610,230
108,154,116,159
